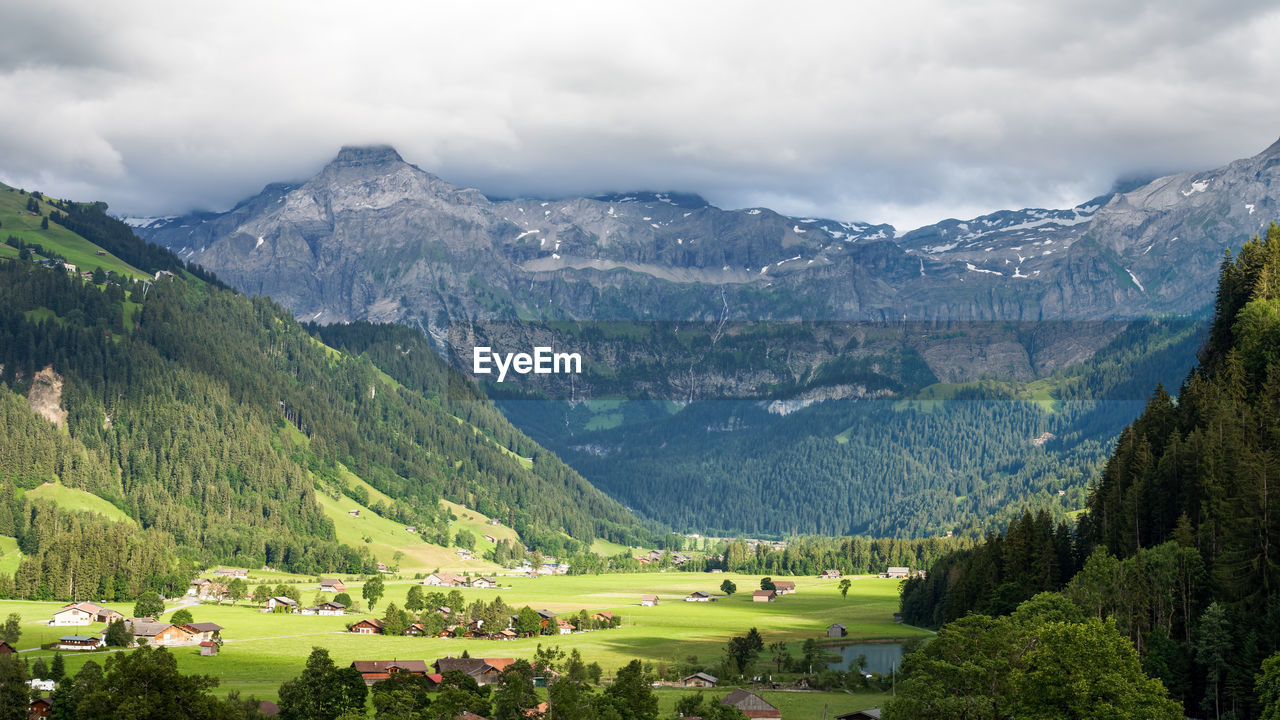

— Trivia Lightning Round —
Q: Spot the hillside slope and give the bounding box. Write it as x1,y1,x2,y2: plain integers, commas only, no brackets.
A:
0,186,656,601
898,223,1280,716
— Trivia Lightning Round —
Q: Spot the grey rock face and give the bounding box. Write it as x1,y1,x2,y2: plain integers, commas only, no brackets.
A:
136,139,1280,390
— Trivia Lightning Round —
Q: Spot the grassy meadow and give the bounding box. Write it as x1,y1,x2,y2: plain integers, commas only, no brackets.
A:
0,184,149,280
4,571,923,707
24,482,135,525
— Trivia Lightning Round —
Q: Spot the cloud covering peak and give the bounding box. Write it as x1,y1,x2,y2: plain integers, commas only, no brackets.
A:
2,1,1280,231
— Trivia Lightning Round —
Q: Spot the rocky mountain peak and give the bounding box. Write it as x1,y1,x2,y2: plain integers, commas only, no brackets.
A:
331,145,405,167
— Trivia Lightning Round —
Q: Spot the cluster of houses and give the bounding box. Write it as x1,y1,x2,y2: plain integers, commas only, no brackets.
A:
50,613,224,655
261,595,349,616
753,581,796,603
348,607,616,640
336,654,787,720
422,572,505,588
667,581,799,605
633,549,693,567
347,656,531,688
46,599,227,654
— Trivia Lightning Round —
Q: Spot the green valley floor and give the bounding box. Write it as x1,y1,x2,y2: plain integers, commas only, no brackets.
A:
5,571,924,711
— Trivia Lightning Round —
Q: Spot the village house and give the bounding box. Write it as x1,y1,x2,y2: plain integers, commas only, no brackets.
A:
0,641,13,654
351,660,430,685
433,657,504,686
881,566,910,579
721,689,782,720
182,622,224,643
348,509,360,517
98,607,124,624
640,595,659,607
350,618,384,635
119,620,195,647
835,710,882,720
29,698,52,720
405,526,416,533
828,622,848,638
482,535,496,544
685,591,713,602
555,619,574,635
264,596,299,613
28,678,55,692
470,577,499,589
196,582,229,602
200,640,219,657
752,589,776,603
214,568,248,578
772,581,796,595
376,562,388,573
484,658,516,674
58,635,102,651
423,572,463,587
320,578,346,593
820,569,842,579
683,672,718,688
592,611,615,625
49,602,104,626
302,601,346,616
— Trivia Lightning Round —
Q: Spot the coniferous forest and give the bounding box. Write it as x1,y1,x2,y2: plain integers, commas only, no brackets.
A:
896,224,1280,719
0,203,660,601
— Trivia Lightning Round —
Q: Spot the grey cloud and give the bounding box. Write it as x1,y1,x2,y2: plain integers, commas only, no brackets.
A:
1,1,1279,231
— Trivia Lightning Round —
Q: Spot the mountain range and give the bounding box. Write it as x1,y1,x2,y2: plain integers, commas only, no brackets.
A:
129,138,1278,402
120,139,1280,536
135,138,1280,329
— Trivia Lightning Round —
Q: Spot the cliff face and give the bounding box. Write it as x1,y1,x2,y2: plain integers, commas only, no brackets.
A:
136,139,1280,396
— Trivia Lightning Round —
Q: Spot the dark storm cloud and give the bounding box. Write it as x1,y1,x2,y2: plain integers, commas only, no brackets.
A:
1,0,1278,231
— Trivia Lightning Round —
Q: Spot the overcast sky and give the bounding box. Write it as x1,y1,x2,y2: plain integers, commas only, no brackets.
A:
1,1,1279,232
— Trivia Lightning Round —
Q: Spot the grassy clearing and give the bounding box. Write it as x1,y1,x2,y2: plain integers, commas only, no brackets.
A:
589,538,632,556
25,482,134,525
315,489,482,573
0,184,148,280
442,499,520,548
337,464,396,508
7,572,922,703
0,536,20,577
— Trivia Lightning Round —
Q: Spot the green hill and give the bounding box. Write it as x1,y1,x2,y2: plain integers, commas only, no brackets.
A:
0,194,657,602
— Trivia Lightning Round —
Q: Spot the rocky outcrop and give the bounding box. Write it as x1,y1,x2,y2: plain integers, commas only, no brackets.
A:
28,366,67,427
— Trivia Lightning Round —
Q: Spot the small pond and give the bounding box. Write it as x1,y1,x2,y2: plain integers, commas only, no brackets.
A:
826,642,904,675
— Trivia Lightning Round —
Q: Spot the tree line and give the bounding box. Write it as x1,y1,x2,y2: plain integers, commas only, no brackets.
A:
894,224,1280,718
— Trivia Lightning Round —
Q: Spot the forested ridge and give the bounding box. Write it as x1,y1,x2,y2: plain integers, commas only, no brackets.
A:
896,223,1280,718
0,200,658,600
507,315,1203,538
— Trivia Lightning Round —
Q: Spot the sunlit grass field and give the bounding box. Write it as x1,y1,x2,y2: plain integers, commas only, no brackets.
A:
4,572,923,705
